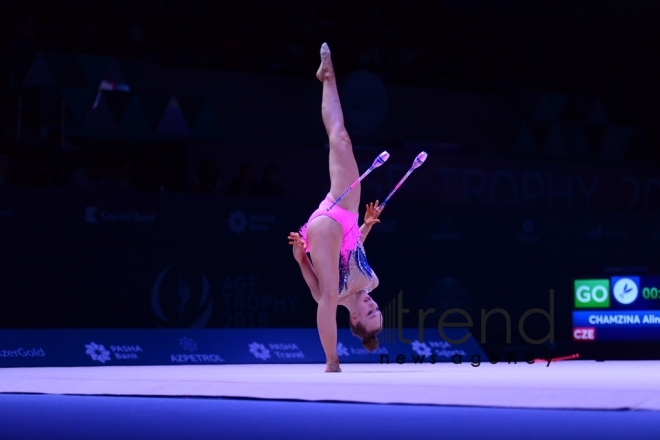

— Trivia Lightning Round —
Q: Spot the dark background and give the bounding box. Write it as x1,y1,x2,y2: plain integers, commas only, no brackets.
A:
1,0,659,360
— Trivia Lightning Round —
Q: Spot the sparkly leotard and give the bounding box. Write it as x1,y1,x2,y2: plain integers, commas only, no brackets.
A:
336,241,379,302
299,197,379,300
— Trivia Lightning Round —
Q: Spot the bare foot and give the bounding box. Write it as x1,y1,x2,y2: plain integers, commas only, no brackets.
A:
325,363,342,373
316,42,333,82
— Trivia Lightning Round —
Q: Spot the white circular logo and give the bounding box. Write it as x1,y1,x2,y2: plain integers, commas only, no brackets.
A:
613,278,638,305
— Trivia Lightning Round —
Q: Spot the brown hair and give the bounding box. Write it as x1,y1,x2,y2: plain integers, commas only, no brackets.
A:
349,319,381,352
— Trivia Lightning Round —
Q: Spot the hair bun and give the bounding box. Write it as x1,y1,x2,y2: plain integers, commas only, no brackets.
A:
362,335,379,352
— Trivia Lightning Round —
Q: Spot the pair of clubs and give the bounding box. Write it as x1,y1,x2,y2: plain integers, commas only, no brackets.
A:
326,151,428,211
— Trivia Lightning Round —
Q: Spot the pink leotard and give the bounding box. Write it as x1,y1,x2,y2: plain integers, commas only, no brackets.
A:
299,197,361,262
299,197,378,298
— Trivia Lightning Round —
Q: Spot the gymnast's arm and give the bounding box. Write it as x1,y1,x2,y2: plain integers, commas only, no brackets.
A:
288,232,322,304
359,200,384,244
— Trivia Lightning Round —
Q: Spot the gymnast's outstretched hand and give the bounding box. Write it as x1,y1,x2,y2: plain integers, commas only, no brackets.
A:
364,200,384,227
288,231,306,262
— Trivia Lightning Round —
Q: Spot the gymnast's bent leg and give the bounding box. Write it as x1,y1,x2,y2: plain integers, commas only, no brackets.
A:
306,43,361,372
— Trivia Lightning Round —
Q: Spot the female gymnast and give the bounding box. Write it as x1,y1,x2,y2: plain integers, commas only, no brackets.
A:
287,43,383,373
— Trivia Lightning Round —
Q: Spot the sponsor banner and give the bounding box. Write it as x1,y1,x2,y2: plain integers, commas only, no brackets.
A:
338,328,486,364
0,328,484,367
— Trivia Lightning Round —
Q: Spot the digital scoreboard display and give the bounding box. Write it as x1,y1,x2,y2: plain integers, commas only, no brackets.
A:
572,275,660,343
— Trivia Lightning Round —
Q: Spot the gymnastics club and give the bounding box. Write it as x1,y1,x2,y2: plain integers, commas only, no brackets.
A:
327,151,390,211
379,151,428,209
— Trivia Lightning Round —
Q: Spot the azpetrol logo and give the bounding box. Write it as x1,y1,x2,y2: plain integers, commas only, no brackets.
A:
170,337,225,364
574,279,610,308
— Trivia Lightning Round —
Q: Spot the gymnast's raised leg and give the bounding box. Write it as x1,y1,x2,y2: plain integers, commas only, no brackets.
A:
305,43,361,372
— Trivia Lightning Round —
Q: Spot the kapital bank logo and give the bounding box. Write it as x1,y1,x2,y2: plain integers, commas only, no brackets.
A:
574,279,610,308
85,206,156,224
336,342,350,357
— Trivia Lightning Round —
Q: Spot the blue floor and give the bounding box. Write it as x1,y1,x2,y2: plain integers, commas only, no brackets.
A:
1,393,660,440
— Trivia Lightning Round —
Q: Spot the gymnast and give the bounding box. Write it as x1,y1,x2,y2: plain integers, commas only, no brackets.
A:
287,43,383,373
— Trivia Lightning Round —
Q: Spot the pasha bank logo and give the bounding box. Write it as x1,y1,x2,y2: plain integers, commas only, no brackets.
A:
575,279,610,308
228,210,276,235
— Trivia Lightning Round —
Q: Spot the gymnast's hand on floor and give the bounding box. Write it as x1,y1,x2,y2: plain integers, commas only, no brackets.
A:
364,200,384,227
288,232,306,262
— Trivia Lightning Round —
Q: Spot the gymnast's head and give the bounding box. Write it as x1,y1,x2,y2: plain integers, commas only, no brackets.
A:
349,292,382,352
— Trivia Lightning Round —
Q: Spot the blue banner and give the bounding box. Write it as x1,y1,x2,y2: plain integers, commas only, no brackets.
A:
0,328,485,368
